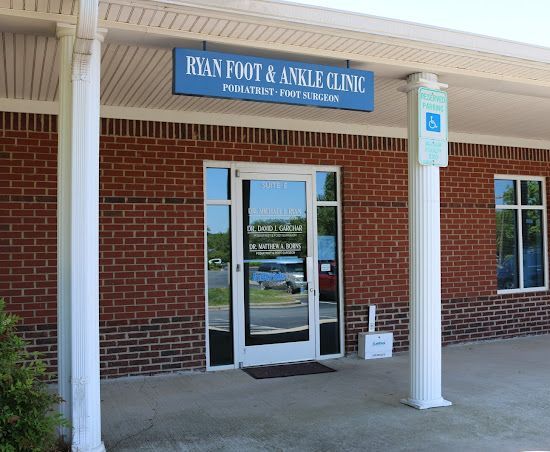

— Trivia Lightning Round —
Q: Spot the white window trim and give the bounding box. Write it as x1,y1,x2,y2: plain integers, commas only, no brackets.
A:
204,162,234,371
495,174,549,294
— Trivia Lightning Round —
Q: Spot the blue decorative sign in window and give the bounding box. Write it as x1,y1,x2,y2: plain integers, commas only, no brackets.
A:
173,49,374,112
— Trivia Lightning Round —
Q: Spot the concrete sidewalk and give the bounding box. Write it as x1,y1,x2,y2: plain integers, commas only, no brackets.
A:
101,335,550,452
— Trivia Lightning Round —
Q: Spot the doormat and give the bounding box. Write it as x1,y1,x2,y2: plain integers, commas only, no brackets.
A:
243,361,336,379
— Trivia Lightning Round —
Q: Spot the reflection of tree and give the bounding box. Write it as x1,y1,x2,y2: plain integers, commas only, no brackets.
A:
496,184,515,268
496,210,515,266
523,210,543,287
496,183,542,266
523,210,541,247
207,227,231,263
319,173,336,201
317,207,336,236
523,181,541,205
501,185,515,205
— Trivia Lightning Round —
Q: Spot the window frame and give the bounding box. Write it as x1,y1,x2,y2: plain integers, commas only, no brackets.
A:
204,162,235,370
495,174,549,294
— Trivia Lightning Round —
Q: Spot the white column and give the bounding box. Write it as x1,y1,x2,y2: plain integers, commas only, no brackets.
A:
70,30,106,452
401,72,452,410
56,23,75,441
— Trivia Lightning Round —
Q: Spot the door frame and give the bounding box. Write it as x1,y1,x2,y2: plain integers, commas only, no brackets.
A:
204,161,345,370
236,170,315,367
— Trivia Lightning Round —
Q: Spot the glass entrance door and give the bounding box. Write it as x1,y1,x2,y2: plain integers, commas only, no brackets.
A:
237,173,315,366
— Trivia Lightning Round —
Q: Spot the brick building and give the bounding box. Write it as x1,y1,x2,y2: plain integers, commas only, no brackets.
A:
1,1,550,450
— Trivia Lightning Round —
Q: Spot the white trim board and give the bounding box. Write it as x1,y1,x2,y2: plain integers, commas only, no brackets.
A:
2,98,550,150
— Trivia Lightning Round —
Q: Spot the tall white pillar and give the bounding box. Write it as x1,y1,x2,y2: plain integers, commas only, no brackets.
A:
56,23,75,441
70,30,106,452
401,72,452,410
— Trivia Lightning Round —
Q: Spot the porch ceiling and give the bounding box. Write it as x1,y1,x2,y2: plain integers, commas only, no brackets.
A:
1,0,550,146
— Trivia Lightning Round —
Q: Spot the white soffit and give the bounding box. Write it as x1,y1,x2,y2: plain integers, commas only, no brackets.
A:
1,1,550,146
3,0,550,85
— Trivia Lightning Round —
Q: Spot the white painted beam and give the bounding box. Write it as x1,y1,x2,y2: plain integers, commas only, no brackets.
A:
2,98,550,150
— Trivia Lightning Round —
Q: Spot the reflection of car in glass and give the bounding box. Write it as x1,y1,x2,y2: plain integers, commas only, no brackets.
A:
208,258,228,271
254,261,306,294
318,261,337,301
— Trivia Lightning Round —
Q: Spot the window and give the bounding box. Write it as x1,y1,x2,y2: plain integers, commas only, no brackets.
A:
316,171,341,355
204,163,344,367
495,176,547,291
205,167,233,366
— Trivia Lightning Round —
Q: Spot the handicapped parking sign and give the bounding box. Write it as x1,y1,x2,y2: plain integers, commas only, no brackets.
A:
426,113,441,132
418,87,447,141
418,87,448,167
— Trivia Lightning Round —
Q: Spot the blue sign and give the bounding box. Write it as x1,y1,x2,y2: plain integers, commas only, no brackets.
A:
318,236,336,260
173,49,374,112
252,272,286,282
426,113,441,132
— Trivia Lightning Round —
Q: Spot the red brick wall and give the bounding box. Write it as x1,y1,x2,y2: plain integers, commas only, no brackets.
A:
440,150,550,342
2,111,550,378
0,113,58,368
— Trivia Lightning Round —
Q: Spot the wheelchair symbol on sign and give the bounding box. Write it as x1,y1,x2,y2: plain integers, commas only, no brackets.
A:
425,112,441,132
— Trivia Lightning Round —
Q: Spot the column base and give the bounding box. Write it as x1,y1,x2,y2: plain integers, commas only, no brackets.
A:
400,397,452,410
72,441,106,452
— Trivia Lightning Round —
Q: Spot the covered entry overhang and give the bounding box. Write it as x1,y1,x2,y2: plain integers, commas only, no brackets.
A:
2,0,550,450
2,0,550,147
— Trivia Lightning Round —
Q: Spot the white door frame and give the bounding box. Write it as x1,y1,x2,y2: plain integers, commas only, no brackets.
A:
204,161,344,370
235,170,315,367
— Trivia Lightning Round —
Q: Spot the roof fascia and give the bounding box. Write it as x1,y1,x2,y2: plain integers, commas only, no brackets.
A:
3,2,550,95
101,21,550,93
146,0,550,64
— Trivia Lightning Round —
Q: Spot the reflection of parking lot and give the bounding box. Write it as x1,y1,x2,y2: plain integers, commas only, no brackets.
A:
209,301,337,333
208,270,230,289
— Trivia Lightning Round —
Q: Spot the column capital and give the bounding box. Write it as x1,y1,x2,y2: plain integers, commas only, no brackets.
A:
56,23,76,39
72,30,106,82
96,28,108,43
399,72,448,93
57,24,107,41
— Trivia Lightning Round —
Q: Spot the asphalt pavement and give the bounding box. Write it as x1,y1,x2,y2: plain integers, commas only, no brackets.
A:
207,270,230,289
